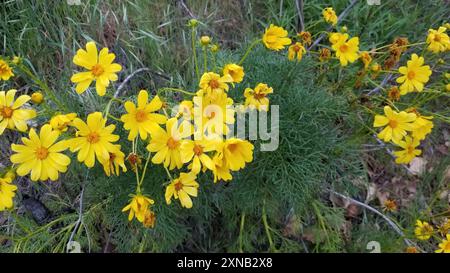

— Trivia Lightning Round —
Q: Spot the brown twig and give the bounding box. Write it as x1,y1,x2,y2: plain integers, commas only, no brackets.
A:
295,0,305,32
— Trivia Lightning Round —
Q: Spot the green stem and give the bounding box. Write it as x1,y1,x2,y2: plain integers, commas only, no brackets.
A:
158,87,196,96
191,28,200,80
238,213,246,253
203,46,208,72
139,152,152,187
262,200,276,252
238,39,262,65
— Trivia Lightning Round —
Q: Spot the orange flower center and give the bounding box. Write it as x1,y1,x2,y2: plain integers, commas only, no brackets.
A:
35,147,49,160
434,35,441,42
174,181,183,192
167,137,179,150
407,71,415,80
135,109,147,122
293,45,301,52
208,111,216,119
227,143,238,153
389,119,398,128
91,64,104,77
87,132,100,143
193,144,203,156
407,146,414,154
209,79,220,89
0,106,13,118
339,44,349,53
254,93,266,100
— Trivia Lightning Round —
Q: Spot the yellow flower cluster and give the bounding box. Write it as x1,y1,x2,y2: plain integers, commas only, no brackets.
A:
414,219,450,253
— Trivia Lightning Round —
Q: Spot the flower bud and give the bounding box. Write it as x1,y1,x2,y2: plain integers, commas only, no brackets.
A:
31,92,44,104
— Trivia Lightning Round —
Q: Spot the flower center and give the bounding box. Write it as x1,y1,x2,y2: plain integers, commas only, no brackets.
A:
35,147,49,160
389,119,398,128
167,137,179,150
87,132,100,143
339,44,349,53
91,64,104,77
174,181,183,192
407,146,414,154
135,109,147,122
293,45,301,52
227,143,238,153
434,35,441,42
407,71,415,80
109,152,116,162
209,79,220,89
254,93,266,100
0,106,13,118
193,144,203,156
208,111,216,119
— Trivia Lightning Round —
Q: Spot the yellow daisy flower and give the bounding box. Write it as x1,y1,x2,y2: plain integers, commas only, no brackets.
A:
262,24,292,51
10,124,71,181
393,136,421,164
194,90,235,137
411,115,433,141
49,113,77,133
436,234,450,253
396,54,432,94
298,31,312,46
221,138,254,171
70,41,122,96
146,118,192,170
329,32,345,45
0,175,17,211
244,83,273,111
199,72,233,100
0,89,36,135
0,59,14,81
288,42,306,61
100,145,127,176
180,139,218,174
165,172,199,209
331,33,359,66
415,220,434,240
322,7,338,26
373,106,416,145
212,146,232,183
223,64,245,83
426,27,450,53
122,194,155,222
68,112,120,168
120,90,166,140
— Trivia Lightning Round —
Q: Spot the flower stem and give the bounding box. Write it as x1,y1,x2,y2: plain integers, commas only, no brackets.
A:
191,28,200,80
238,39,262,65
262,200,276,252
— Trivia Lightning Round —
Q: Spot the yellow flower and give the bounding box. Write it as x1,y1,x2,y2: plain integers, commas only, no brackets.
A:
174,100,194,119
211,145,232,183
322,7,338,26
438,219,450,236
180,139,218,174
199,72,233,100
122,194,155,222
415,220,434,240
396,54,432,94
49,113,77,133
70,41,122,96
223,64,245,83
200,36,211,46
165,172,199,209
371,63,381,73
373,106,416,144
393,136,421,164
0,89,36,135
10,124,71,181
436,234,450,253
447,83,450,92
426,27,450,53
31,92,44,104
101,145,127,176
331,33,359,66
411,115,433,141
329,32,345,45
146,118,192,170
405,246,418,253
68,112,120,168
359,51,372,69
0,175,17,211
0,59,14,81
262,24,292,51
121,90,166,141
244,83,273,111
143,210,156,228
194,91,235,137
12,56,21,64
210,44,220,53
221,138,254,171
288,42,306,61
298,31,312,46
